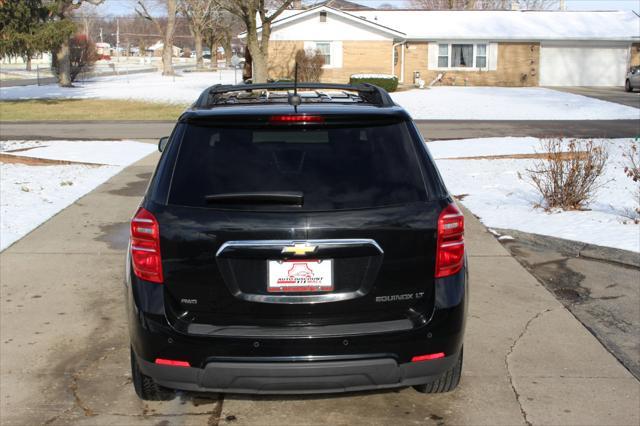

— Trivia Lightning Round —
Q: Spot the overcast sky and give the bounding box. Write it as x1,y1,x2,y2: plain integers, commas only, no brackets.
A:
100,0,639,16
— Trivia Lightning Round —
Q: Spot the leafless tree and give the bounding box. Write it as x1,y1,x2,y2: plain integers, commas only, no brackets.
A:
409,0,486,9
201,10,240,69
76,2,100,37
218,0,294,83
181,0,215,68
409,0,558,9
48,0,105,87
136,0,179,75
516,0,559,10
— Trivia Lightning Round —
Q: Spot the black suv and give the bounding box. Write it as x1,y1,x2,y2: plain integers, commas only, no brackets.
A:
127,83,467,399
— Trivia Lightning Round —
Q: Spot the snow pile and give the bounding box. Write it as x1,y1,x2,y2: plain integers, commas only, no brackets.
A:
428,137,640,252
0,140,156,251
391,87,640,120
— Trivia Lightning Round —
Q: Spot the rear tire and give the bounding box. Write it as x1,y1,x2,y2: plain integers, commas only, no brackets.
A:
130,347,176,401
625,80,632,92
413,347,463,394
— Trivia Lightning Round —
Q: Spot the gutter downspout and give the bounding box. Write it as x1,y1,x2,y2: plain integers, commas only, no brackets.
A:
392,41,406,83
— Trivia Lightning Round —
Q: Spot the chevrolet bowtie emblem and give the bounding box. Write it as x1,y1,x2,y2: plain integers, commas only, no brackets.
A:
281,243,317,256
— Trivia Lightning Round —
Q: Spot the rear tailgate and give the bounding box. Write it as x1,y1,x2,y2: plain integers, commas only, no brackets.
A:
158,202,439,330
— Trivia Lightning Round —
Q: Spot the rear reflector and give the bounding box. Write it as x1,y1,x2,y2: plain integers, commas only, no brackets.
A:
435,203,465,278
154,358,190,367
130,208,163,283
411,352,445,362
269,115,324,124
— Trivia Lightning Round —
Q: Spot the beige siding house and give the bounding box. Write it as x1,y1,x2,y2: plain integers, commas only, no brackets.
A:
241,6,640,87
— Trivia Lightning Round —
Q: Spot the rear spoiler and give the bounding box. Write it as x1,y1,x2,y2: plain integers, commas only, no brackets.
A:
194,82,396,109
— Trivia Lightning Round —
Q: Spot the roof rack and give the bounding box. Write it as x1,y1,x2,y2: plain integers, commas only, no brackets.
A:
194,82,396,109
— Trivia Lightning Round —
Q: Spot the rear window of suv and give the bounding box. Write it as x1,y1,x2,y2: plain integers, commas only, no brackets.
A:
168,121,428,211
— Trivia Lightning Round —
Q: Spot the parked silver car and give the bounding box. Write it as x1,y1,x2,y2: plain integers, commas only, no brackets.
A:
625,66,640,92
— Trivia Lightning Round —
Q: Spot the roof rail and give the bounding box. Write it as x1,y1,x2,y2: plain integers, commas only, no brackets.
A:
194,82,396,108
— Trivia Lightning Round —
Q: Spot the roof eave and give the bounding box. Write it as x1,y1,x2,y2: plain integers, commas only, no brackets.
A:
238,5,405,39
402,36,639,42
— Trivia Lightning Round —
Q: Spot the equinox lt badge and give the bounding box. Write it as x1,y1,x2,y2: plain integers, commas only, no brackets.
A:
376,292,425,302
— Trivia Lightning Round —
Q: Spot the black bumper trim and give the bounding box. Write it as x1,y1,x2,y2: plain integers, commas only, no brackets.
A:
182,318,414,338
136,352,458,395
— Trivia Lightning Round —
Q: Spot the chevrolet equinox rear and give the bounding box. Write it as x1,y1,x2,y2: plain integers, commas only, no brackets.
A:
126,83,468,400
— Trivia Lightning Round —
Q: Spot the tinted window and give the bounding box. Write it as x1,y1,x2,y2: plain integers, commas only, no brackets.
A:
169,122,428,211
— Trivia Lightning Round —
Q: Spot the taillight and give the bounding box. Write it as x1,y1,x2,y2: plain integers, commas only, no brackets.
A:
155,358,190,367
130,207,163,283
269,115,324,124
412,352,445,362
435,203,464,278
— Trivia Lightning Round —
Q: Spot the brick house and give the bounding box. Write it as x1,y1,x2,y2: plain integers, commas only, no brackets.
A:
242,6,640,87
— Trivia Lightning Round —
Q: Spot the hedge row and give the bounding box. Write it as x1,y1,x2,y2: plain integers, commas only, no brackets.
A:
349,75,399,92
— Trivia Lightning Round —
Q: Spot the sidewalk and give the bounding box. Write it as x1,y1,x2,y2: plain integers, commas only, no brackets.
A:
0,150,638,425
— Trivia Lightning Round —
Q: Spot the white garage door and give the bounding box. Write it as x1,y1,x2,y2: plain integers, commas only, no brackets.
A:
540,44,629,86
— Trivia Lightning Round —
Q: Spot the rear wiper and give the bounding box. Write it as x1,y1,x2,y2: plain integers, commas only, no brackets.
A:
204,191,303,206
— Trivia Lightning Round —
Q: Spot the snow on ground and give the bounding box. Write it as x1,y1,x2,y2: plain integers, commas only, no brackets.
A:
392,87,640,120
0,140,156,251
1,140,157,166
1,71,638,120
0,69,239,105
428,137,640,252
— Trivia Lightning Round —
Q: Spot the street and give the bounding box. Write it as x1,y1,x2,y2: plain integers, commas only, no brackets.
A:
0,119,638,141
0,147,637,425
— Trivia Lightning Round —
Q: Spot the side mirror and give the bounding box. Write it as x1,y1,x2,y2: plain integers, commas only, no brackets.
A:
158,136,169,152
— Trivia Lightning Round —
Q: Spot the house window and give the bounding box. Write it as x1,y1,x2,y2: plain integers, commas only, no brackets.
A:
320,11,327,22
438,44,449,68
435,43,490,69
451,44,473,67
476,44,487,68
315,42,331,66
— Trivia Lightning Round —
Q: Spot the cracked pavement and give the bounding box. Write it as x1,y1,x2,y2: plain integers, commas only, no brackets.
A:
1,147,638,425
499,231,640,381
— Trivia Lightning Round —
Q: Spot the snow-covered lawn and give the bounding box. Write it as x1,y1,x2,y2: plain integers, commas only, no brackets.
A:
2,71,638,120
0,70,239,105
429,137,640,252
0,140,156,251
393,87,639,120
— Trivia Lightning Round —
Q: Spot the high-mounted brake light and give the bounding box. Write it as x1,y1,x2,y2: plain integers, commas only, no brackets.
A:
435,203,464,278
269,115,324,124
155,358,190,367
411,352,445,362
130,208,163,283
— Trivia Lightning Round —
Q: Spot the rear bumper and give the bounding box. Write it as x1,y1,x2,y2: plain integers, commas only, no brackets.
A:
126,261,468,394
135,352,459,394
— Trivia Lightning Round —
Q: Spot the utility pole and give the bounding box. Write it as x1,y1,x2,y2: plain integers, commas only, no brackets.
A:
99,27,103,43
116,19,120,62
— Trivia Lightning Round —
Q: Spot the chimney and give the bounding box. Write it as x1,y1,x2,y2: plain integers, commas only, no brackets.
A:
511,0,520,10
292,0,302,9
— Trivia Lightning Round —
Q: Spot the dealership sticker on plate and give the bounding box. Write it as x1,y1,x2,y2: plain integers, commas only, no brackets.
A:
267,259,333,292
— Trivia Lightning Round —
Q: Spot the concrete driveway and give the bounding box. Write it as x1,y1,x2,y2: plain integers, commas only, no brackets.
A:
549,87,640,109
0,149,638,425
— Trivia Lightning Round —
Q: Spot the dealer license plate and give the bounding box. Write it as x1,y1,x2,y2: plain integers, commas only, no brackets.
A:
267,259,333,293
